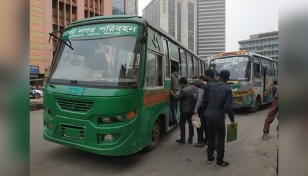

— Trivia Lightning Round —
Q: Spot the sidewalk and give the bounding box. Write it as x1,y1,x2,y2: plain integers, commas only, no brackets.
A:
30,98,44,111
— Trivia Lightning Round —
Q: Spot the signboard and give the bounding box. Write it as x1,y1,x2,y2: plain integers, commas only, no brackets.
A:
61,23,140,39
213,57,249,64
30,65,39,74
66,86,85,95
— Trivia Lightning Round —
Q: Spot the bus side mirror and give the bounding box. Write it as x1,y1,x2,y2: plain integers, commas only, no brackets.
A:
139,35,147,44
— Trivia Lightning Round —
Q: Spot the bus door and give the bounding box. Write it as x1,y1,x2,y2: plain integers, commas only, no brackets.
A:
252,58,263,102
262,67,268,103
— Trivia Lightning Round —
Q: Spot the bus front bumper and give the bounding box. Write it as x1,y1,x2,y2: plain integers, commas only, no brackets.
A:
43,114,143,156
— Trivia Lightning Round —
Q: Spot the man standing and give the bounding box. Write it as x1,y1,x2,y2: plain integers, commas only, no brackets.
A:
194,71,217,146
169,64,181,126
272,81,278,98
263,92,279,175
171,77,194,144
192,76,207,147
203,70,235,167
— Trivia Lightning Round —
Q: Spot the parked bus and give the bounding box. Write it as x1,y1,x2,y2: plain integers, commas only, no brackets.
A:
43,15,207,156
209,50,278,112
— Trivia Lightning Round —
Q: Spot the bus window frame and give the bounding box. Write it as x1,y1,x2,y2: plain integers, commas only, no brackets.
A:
198,59,204,75
162,37,171,80
144,50,164,90
178,48,188,78
186,52,193,78
253,57,261,79
193,56,199,76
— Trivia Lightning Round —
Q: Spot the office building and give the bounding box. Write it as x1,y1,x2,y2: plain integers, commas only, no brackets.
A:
112,0,139,15
239,31,279,60
142,0,196,51
196,0,226,58
196,0,226,59
30,0,112,86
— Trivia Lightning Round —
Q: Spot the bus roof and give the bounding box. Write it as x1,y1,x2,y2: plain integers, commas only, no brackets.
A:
66,15,204,62
214,50,278,62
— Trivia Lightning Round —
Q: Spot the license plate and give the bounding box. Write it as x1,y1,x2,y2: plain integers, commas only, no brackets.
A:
66,86,85,95
63,127,84,140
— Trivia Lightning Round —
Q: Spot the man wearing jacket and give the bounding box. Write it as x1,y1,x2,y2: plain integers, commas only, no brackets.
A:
204,70,235,167
171,77,194,144
194,70,218,147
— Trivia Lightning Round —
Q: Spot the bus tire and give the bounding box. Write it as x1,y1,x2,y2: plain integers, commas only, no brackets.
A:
248,97,260,113
145,118,161,151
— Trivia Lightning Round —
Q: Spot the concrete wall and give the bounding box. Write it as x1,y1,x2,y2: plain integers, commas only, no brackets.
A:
44,0,52,76
30,0,45,75
104,0,113,15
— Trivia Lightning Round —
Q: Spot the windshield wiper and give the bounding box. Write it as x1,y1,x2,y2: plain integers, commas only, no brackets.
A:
49,31,74,50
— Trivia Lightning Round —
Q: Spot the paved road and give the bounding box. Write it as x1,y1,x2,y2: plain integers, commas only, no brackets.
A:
30,106,278,176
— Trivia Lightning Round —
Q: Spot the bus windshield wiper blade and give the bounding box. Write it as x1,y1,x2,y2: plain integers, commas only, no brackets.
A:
49,31,74,50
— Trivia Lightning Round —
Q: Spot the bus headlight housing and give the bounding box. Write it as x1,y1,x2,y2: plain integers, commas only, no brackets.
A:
115,116,125,122
101,117,111,123
238,81,252,91
104,134,113,141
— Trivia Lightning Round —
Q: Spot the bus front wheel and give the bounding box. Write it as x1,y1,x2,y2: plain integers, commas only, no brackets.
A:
145,118,161,151
248,98,260,113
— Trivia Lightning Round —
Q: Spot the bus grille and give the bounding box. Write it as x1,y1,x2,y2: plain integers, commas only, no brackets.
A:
57,98,94,112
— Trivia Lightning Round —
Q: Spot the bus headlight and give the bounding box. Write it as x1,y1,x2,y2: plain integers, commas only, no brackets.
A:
104,134,113,141
101,117,111,123
115,116,125,122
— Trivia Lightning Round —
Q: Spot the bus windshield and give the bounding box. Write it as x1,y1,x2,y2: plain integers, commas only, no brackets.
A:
49,36,141,87
210,56,252,81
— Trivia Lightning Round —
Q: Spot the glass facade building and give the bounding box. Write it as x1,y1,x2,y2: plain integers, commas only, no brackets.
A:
177,2,181,41
187,2,194,50
142,0,195,51
112,0,138,15
112,0,125,15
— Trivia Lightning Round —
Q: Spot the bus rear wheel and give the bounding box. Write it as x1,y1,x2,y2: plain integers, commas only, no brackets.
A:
248,98,260,113
145,118,161,151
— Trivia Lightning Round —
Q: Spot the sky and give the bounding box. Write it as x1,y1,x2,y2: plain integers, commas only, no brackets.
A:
138,0,278,51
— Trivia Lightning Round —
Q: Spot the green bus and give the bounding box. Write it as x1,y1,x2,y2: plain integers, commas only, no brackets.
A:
43,15,207,156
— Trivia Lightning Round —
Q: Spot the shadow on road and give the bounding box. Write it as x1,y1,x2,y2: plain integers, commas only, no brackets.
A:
233,103,272,115
37,124,181,174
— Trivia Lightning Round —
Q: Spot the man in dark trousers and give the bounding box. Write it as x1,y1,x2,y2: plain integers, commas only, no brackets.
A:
169,64,181,126
171,77,194,144
192,76,208,147
194,70,218,147
203,70,235,167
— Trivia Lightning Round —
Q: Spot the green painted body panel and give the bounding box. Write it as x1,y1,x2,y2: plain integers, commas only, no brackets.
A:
147,27,164,54
44,83,146,156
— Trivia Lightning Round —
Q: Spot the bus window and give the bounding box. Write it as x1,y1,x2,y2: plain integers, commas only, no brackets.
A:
146,51,163,87
193,57,199,76
274,62,278,76
179,48,187,77
253,63,261,78
268,62,273,76
163,39,170,78
199,60,205,75
187,53,193,78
